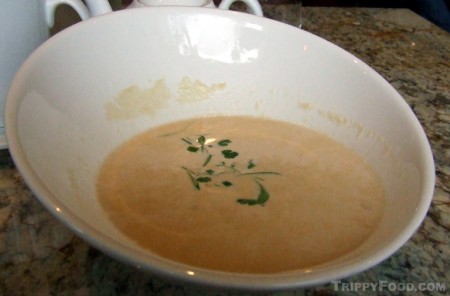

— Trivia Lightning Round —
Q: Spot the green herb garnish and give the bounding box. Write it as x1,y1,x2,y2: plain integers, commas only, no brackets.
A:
197,177,211,183
218,139,231,146
180,135,280,206
239,171,281,176
182,167,200,190
187,146,199,153
181,138,193,145
222,181,233,187
221,150,239,159
198,135,206,145
203,154,212,167
237,182,269,206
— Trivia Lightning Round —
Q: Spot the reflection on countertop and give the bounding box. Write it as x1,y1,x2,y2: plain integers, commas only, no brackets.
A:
0,7,449,295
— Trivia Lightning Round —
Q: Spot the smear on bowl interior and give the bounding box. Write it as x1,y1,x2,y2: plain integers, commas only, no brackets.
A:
96,116,386,273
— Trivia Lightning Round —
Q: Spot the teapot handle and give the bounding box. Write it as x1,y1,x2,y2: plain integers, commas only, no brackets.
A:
45,0,91,28
218,0,263,16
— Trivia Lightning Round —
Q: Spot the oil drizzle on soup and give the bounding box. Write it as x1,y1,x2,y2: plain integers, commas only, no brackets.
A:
97,116,386,273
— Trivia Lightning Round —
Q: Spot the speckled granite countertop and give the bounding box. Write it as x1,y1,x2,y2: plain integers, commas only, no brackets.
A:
0,7,449,296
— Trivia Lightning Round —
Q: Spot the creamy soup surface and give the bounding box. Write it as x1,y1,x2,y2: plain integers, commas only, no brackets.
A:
97,116,385,273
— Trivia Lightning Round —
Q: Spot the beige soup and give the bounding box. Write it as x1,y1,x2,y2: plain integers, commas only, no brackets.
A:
97,116,385,273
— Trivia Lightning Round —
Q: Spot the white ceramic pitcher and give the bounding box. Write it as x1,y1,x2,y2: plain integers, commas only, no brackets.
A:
0,0,90,148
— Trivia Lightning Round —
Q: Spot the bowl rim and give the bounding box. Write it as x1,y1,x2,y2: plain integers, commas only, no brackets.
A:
4,6,435,291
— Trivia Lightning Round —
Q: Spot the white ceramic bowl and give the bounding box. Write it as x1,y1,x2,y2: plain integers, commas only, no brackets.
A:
5,7,434,291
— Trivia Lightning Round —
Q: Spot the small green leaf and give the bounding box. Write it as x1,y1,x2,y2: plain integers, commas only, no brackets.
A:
187,146,199,152
197,136,206,145
197,177,211,183
256,182,269,205
206,169,215,175
222,181,233,187
247,160,256,169
222,150,239,159
218,139,231,147
236,182,269,206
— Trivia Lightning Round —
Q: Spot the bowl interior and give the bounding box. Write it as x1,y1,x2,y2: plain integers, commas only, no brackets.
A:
5,7,434,289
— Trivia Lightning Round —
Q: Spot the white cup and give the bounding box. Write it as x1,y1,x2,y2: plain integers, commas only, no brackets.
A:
0,0,89,149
